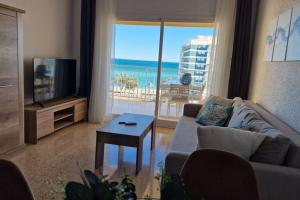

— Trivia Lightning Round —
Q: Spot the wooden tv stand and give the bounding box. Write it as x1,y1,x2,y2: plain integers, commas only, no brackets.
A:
24,97,87,144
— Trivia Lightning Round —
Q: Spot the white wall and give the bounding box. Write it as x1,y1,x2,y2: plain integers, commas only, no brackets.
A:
116,0,217,22
249,0,300,133
0,0,81,104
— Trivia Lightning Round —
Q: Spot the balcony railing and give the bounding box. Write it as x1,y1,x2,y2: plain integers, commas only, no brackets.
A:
112,65,205,102
183,52,208,57
112,65,177,101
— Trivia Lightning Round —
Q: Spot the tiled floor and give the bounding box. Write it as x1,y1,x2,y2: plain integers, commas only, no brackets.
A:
4,122,174,200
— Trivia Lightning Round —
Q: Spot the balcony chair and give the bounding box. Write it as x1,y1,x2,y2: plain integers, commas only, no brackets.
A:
159,84,188,117
168,84,190,117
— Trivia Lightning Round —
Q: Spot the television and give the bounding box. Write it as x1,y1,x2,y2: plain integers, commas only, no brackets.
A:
33,58,76,103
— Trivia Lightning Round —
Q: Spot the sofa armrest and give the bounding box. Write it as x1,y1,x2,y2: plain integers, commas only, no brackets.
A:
251,162,300,200
183,104,202,118
165,152,190,175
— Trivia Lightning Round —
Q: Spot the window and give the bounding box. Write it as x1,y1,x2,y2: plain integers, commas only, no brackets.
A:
112,21,215,121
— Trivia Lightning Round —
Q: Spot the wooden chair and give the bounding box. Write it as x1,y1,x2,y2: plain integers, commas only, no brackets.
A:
0,159,34,200
169,84,189,117
159,84,190,117
158,84,171,116
180,149,259,200
188,84,205,103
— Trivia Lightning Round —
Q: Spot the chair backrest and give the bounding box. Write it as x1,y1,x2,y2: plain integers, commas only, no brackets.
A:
180,149,259,200
188,85,205,101
0,159,34,200
160,84,171,97
170,84,189,101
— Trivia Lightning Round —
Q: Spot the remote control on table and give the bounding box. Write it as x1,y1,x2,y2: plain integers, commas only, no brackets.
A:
118,121,137,125
125,122,137,126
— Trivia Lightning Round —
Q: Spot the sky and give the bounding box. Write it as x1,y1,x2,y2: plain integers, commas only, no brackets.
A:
115,24,215,62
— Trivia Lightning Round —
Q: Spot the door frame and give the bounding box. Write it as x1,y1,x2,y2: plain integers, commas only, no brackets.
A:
113,20,215,128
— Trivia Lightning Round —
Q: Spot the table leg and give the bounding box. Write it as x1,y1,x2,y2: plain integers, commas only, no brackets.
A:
118,145,124,167
151,121,156,151
136,140,143,175
95,133,104,169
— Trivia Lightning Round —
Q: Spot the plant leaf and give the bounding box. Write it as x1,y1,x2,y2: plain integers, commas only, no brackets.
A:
94,183,113,200
161,174,190,200
77,162,90,188
122,191,137,200
65,182,94,200
84,170,102,189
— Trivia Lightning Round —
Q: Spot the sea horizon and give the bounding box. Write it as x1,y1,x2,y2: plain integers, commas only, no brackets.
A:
114,58,179,69
113,58,180,89
114,57,179,63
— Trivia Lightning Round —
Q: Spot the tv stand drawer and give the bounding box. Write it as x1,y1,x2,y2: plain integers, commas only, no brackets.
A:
74,101,87,122
37,111,54,139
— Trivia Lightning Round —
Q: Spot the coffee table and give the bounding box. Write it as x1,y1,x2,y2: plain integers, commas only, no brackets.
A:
95,113,156,175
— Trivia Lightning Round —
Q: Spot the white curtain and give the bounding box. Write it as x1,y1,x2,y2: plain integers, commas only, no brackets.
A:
89,0,115,123
206,0,237,98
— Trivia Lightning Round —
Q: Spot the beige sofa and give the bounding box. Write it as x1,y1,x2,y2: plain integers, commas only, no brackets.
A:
165,101,300,200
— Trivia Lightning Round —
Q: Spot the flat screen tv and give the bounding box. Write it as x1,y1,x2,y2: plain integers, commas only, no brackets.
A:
33,58,76,103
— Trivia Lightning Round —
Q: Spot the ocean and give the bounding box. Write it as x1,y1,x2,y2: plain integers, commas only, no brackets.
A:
113,58,179,89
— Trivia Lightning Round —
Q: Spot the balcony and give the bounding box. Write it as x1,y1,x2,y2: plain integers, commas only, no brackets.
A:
195,65,206,70
194,71,206,76
182,45,209,52
112,65,205,119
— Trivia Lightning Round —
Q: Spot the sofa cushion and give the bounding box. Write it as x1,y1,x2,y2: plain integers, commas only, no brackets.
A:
196,102,233,126
169,116,199,154
242,111,282,138
284,143,300,169
251,136,291,165
197,95,233,118
232,97,244,112
228,103,282,138
228,103,257,129
183,104,202,118
197,126,266,160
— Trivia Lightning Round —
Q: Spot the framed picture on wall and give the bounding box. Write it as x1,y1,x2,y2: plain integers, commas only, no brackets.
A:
286,3,300,61
264,18,278,61
272,9,292,62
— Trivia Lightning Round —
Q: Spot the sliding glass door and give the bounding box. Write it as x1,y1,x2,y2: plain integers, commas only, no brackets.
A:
158,23,214,120
112,21,215,123
112,23,160,115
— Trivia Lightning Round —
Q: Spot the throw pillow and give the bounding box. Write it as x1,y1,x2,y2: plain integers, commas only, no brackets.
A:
232,97,244,112
195,102,233,126
241,111,282,138
284,143,300,169
228,103,258,129
228,103,282,137
250,136,291,165
196,95,233,118
197,126,266,160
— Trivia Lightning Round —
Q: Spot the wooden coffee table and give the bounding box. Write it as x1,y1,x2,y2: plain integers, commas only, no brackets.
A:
95,113,156,175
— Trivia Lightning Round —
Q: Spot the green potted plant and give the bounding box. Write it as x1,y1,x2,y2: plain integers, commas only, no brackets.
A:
62,164,189,200
180,73,192,86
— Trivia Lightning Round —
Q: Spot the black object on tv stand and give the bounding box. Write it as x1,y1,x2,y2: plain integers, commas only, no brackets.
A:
32,101,45,108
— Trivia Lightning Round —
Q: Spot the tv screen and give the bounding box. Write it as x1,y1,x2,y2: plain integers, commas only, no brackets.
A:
33,58,76,102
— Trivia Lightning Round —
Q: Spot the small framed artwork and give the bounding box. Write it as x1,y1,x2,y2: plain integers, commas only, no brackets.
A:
264,18,278,61
272,8,292,62
286,3,300,61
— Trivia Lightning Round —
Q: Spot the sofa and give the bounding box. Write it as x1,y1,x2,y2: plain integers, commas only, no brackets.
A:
165,100,300,200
